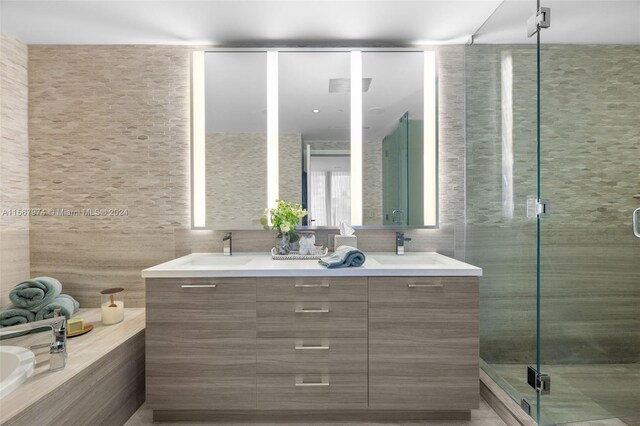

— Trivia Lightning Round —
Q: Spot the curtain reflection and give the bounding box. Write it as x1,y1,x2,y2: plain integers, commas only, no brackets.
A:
309,171,351,226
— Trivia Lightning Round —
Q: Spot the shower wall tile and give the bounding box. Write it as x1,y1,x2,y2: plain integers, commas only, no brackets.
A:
466,45,640,363
0,34,29,305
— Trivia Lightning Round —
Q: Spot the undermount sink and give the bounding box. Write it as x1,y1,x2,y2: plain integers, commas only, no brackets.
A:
177,254,253,267
0,346,35,399
369,253,448,266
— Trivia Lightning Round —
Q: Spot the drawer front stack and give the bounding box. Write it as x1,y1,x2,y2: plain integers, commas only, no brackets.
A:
256,277,368,409
146,278,257,410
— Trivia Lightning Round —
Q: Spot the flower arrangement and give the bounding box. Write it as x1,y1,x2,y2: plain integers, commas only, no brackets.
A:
261,200,308,242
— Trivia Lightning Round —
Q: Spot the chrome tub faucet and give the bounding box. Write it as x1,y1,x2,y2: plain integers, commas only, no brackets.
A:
0,310,67,371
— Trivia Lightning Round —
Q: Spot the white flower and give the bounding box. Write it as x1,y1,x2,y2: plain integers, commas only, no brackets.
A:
280,222,291,233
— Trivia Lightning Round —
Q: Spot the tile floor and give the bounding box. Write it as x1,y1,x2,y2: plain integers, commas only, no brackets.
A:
487,364,640,426
124,398,507,426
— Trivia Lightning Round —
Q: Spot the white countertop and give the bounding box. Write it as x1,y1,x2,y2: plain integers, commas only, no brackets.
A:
141,252,482,278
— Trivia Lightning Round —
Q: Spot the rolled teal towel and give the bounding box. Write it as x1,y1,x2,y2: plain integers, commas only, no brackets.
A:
35,294,80,321
319,245,366,269
9,277,62,312
0,306,36,327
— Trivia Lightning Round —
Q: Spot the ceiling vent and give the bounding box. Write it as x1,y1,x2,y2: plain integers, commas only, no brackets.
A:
329,78,372,93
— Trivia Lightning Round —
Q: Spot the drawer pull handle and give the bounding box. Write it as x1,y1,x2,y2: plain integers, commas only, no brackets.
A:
407,283,443,288
295,345,330,351
181,284,217,288
295,381,330,387
295,308,329,313
294,283,330,288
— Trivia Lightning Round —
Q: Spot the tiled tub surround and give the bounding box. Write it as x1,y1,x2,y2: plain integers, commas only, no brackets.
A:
0,308,145,426
25,44,466,307
143,253,481,422
0,34,29,306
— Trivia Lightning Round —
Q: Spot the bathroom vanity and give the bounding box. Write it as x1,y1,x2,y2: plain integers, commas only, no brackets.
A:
142,252,481,422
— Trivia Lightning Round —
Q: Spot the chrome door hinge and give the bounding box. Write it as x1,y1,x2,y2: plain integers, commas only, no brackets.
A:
527,7,551,37
527,198,549,218
527,366,551,395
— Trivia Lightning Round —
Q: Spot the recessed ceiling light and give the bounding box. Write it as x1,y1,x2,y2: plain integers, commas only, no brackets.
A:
368,107,386,115
312,109,320,113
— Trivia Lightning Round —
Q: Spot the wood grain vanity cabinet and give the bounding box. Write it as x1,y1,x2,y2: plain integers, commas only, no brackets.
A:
145,278,257,410
145,274,479,420
369,277,480,410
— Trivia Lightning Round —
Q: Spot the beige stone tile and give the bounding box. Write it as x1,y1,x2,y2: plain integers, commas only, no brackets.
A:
0,230,30,306
30,229,175,307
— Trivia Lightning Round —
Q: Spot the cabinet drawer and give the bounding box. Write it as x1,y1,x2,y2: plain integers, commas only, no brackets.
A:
257,374,367,409
257,302,368,338
369,375,479,410
257,277,367,301
147,376,256,410
369,276,478,305
147,278,256,313
257,338,367,374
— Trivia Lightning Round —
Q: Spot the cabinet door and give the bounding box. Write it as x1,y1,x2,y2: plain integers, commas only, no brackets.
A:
146,278,256,409
368,277,479,410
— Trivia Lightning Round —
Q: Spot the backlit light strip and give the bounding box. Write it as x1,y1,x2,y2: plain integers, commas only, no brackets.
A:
424,51,437,227
267,51,279,213
192,51,206,227
350,51,363,226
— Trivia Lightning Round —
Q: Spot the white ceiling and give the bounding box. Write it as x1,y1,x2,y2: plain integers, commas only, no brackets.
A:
0,0,499,45
2,1,637,46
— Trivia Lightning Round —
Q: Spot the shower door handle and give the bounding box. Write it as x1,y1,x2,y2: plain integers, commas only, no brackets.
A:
633,208,640,239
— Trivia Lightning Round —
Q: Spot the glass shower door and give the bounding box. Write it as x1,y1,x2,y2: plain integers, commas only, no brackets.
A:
464,0,542,420
537,1,640,424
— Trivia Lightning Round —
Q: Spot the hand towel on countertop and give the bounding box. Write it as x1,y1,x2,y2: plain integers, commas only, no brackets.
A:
0,306,36,327
35,294,80,321
9,277,62,312
318,245,366,269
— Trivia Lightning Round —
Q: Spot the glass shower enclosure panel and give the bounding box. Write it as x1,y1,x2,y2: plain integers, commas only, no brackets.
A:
465,0,542,421
538,1,640,424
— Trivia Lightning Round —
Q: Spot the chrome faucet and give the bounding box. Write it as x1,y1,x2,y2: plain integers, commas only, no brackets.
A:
396,231,412,255
222,232,232,256
0,311,67,371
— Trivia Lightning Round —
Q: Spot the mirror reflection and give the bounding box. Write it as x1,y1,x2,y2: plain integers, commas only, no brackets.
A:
200,50,435,229
278,52,351,226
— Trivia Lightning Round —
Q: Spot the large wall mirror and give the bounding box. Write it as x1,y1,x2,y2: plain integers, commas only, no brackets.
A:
192,49,437,230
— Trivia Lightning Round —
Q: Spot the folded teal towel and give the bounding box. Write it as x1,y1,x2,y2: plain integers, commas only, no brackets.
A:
10,277,62,312
319,245,366,268
35,294,79,321
0,306,36,327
